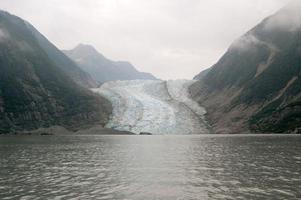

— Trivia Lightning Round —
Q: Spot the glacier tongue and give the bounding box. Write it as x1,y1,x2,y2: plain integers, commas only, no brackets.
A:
93,80,210,135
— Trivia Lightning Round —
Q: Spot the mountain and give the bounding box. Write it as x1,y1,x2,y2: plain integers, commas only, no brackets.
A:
190,2,301,134
25,25,97,88
63,44,157,83
0,10,111,133
194,68,211,80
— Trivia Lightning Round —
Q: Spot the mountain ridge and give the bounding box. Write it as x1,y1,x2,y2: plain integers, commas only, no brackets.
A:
190,2,301,134
0,10,111,133
26,28,97,88
63,44,157,83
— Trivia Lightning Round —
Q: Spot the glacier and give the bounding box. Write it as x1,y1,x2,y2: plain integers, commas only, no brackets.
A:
92,80,210,135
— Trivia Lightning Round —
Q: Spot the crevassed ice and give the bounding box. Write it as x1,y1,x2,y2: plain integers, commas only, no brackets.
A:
92,80,210,135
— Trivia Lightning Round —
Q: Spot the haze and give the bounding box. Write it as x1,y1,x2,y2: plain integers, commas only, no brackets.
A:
0,0,291,79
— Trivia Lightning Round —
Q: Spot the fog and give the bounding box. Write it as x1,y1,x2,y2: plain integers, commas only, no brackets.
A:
0,0,292,79
0,28,8,42
264,1,301,32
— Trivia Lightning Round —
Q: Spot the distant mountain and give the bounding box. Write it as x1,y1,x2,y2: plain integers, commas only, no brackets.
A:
190,2,301,133
63,44,157,83
0,10,111,133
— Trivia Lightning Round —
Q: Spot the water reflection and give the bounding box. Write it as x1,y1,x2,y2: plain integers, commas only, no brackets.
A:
0,135,300,199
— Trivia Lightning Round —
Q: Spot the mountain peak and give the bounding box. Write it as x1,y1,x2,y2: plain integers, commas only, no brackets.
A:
75,43,95,50
73,43,100,55
64,44,157,82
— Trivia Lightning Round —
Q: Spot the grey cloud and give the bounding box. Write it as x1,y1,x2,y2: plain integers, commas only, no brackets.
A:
0,0,292,79
264,1,301,32
231,34,279,53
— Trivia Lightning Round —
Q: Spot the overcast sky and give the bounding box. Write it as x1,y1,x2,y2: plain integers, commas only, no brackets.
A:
0,0,291,79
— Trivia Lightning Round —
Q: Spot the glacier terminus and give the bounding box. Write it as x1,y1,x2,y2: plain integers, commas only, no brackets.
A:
93,80,210,135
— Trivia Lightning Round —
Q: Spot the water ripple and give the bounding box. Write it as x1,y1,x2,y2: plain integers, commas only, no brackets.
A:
0,135,301,199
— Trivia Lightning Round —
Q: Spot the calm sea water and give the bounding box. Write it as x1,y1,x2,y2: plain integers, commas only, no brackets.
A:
0,135,301,200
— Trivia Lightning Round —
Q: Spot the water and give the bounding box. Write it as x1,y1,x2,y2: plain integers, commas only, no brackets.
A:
0,135,301,200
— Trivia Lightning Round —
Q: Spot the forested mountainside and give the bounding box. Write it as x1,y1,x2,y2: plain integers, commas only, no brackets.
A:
64,44,156,83
190,2,301,133
0,10,111,133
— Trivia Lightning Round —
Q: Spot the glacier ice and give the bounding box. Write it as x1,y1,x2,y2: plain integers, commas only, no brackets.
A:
92,80,210,135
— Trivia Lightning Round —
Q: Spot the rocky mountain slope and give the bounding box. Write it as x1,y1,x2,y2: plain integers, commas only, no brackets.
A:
27,28,97,88
63,44,156,83
0,10,111,133
190,2,301,133
194,68,211,80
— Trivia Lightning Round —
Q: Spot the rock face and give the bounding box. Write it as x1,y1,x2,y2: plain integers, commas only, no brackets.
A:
93,80,210,135
0,10,111,133
193,68,211,80
190,2,301,133
27,29,97,88
63,44,157,84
